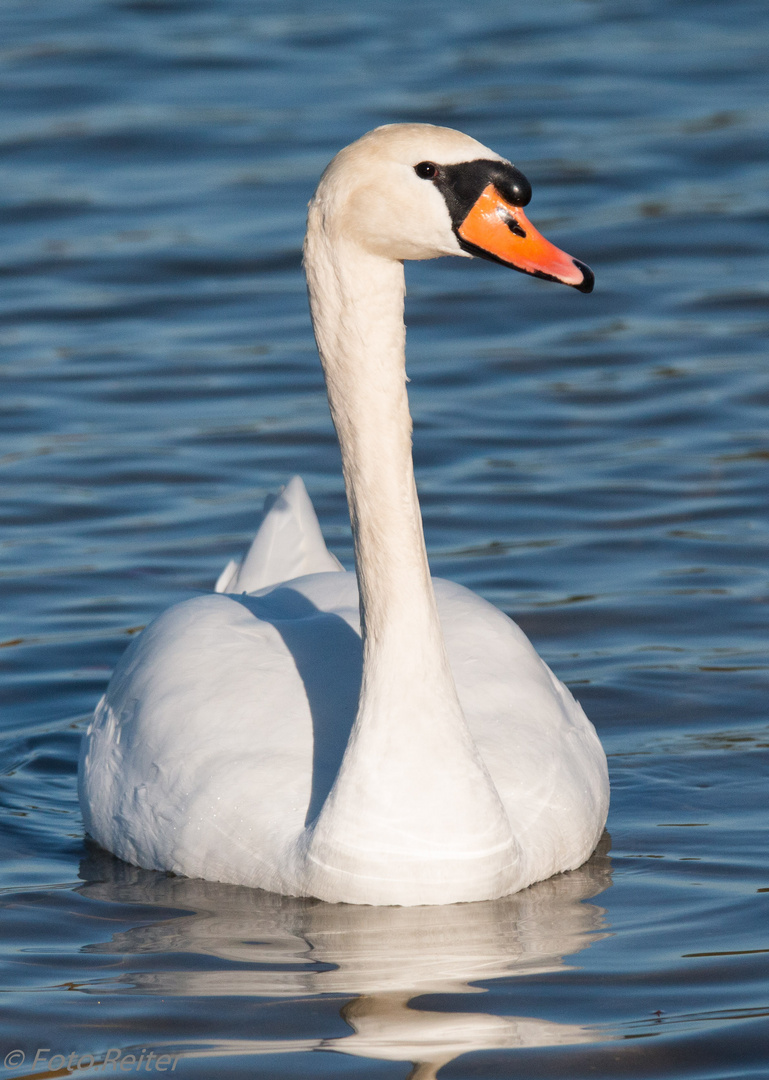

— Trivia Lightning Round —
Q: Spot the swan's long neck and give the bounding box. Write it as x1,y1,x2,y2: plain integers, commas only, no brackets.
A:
305,219,464,746
307,235,438,666
301,209,516,903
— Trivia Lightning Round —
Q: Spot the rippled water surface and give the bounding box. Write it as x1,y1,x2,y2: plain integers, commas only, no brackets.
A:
2,1,768,1076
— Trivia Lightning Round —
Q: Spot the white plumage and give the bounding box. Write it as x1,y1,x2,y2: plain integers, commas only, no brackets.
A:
80,124,609,905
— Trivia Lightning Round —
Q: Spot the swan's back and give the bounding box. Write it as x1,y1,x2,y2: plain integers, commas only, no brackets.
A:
80,568,607,899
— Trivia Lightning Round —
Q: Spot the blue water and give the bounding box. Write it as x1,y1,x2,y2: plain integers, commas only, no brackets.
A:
2,0,768,1076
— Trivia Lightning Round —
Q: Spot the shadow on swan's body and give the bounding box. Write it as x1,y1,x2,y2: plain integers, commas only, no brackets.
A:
79,123,609,906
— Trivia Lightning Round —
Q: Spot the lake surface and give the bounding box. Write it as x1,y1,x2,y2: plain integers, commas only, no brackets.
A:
1,0,768,1076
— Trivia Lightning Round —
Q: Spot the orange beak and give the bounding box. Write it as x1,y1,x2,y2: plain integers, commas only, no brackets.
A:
457,184,593,293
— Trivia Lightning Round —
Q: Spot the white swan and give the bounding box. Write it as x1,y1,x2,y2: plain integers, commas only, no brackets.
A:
79,123,609,906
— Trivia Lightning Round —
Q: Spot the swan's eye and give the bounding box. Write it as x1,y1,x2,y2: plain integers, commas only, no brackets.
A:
414,161,438,180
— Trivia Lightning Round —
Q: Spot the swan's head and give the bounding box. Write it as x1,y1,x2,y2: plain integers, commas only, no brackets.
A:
309,123,593,293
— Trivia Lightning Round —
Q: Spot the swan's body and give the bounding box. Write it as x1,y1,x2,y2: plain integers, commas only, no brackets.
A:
80,124,608,905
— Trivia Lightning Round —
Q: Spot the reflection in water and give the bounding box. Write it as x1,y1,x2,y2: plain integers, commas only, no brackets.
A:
333,991,602,1080
77,838,612,1077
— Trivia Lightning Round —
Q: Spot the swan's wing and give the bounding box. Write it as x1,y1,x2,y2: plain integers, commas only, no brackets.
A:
216,476,343,595
79,577,362,894
431,579,609,884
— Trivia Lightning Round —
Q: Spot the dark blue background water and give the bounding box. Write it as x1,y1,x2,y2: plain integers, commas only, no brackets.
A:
1,1,768,1076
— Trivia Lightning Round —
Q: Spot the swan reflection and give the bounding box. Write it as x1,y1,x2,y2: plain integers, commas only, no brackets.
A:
77,837,612,1077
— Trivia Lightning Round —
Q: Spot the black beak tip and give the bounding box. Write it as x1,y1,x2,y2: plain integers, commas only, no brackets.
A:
572,259,594,294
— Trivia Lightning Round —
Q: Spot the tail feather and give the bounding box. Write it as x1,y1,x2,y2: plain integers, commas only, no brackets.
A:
215,476,343,595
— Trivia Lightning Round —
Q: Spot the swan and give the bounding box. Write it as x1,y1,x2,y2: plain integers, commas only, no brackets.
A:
79,123,609,906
